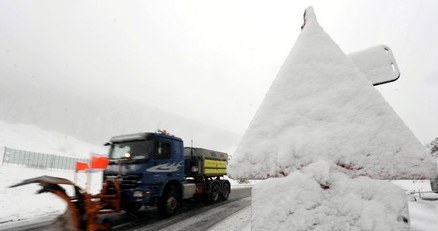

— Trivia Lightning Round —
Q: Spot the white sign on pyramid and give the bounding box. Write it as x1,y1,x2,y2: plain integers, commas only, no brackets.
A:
228,7,436,180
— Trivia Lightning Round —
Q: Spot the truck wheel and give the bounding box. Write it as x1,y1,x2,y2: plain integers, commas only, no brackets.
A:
158,188,178,217
122,202,142,214
220,182,230,201
208,182,221,203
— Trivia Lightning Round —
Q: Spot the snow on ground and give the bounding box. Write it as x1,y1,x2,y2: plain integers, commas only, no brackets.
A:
207,205,251,231
0,165,103,229
1,165,437,230
0,120,104,228
0,166,69,227
0,165,251,229
224,176,257,188
391,180,438,230
0,120,104,158
409,197,438,231
209,180,438,231
251,161,410,231
0,160,250,229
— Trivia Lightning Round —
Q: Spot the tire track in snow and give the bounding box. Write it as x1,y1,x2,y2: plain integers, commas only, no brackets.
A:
154,197,251,231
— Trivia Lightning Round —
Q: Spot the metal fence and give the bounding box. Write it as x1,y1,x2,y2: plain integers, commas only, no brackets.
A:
431,177,438,193
1,146,88,170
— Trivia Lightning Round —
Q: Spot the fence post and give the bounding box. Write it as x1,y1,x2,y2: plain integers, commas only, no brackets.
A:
45,154,50,169
36,153,41,168
0,146,5,165
25,151,30,167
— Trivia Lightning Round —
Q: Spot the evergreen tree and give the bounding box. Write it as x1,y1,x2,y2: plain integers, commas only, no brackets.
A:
428,137,438,155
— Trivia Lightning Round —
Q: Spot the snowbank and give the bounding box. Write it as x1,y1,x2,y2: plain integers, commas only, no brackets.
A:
409,199,438,231
228,7,436,180
0,120,103,158
251,161,409,231
0,120,104,228
0,165,103,228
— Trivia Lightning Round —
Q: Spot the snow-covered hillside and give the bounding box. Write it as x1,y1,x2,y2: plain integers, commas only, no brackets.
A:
0,72,239,153
0,119,105,227
0,120,103,158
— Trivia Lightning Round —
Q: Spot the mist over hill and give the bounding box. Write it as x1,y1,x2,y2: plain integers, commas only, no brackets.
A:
0,73,239,152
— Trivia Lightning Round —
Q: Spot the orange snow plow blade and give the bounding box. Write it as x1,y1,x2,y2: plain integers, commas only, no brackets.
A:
10,175,122,231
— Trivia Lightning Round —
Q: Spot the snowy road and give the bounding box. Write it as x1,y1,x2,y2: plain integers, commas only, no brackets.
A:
113,186,251,231
3,187,251,231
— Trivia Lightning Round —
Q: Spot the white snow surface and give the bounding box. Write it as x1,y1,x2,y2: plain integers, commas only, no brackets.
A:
228,7,436,180
251,160,410,231
408,198,438,231
348,45,400,86
0,166,103,229
208,205,251,231
208,179,438,231
2,165,437,230
0,120,104,157
0,120,104,227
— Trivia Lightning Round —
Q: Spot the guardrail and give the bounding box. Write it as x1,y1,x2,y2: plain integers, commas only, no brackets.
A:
1,146,87,170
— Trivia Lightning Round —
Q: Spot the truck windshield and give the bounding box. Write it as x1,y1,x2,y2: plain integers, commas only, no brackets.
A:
109,140,155,160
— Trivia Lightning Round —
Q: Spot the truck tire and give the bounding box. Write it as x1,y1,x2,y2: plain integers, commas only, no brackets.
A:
220,181,231,201
158,187,178,217
208,182,221,203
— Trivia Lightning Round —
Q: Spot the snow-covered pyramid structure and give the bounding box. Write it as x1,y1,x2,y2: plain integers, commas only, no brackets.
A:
228,7,436,180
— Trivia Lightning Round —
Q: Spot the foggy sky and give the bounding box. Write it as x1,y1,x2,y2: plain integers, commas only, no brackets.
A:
1,0,437,143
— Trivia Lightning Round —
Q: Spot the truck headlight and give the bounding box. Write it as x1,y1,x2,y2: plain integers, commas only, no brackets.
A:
123,152,132,158
133,191,144,198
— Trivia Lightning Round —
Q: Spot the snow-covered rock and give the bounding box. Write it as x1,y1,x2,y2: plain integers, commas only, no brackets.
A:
251,161,410,231
228,7,436,180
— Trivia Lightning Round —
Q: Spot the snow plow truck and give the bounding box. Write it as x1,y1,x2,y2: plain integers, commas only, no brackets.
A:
10,130,231,231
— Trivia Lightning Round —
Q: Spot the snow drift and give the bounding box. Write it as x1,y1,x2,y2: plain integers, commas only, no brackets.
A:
251,160,410,231
228,7,436,180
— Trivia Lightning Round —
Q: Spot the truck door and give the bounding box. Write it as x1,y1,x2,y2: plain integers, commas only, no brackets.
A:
147,139,182,184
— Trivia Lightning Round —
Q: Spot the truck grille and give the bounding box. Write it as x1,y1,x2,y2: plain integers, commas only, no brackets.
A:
104,173,143,189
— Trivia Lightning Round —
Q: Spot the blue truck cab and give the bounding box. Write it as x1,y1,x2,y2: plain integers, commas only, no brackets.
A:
103,131,230,215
